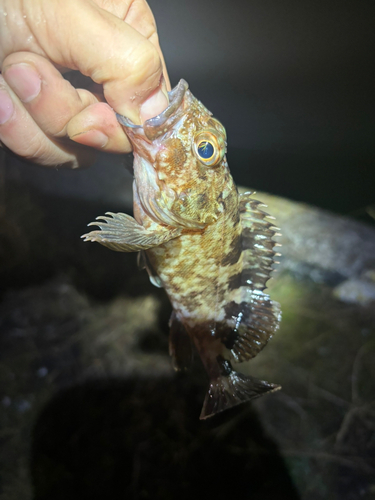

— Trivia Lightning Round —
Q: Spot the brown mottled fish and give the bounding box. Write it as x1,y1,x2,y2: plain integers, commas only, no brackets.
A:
82,80,282,419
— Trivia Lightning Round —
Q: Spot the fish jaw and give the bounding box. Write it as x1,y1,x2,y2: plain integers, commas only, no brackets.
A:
117,79,189,141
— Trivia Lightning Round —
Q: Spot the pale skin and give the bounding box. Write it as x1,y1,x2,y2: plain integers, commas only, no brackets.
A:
0,0,170,168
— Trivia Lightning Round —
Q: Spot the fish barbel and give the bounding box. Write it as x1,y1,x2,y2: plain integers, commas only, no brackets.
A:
83,80,281,419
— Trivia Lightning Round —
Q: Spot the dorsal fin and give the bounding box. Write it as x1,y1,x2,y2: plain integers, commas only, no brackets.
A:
220,192,281,363
239,192,281,291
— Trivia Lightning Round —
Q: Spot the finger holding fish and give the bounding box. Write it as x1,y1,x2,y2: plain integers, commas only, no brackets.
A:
0,0,171,166
0,51,132,166
0,72,96,168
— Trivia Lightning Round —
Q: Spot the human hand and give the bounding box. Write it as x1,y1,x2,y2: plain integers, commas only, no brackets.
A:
0,0,170,168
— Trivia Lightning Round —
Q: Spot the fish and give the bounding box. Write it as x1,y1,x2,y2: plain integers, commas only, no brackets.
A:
82,79,282,419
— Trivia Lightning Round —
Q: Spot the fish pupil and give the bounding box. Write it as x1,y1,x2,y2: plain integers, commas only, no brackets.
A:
198,141,214,159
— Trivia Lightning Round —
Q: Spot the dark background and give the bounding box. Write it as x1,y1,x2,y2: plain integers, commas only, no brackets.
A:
153,0,375,215
6,0,375,213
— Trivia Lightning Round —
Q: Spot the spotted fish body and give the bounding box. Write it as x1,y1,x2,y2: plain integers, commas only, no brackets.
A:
83,80,281,419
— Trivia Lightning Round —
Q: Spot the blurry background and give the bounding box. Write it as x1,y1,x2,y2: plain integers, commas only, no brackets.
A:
5,0,375,215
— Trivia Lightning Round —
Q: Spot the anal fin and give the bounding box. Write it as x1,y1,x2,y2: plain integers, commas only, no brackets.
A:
200,370,281,420
169,312,193,371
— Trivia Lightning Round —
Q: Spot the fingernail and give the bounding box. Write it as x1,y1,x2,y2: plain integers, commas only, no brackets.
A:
0,88,14,124
140,88,168,123
3,63,41,103
70,130,109,149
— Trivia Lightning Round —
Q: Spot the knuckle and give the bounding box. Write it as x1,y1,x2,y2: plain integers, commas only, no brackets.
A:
16,131,56,165
22,135,49,161
21,132,91,168
125,41,162,85
2,51,38,68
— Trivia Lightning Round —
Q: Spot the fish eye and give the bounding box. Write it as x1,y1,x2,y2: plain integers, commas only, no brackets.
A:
197,140,215,161
193,131,225,167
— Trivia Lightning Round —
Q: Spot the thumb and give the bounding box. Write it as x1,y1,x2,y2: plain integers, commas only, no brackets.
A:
26,0,169,123
87,4,170,124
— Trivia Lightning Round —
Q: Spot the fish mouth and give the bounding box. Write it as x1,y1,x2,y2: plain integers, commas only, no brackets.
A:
117,79,189,141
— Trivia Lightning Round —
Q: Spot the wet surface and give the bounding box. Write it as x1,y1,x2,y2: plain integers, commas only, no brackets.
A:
0,161,375,499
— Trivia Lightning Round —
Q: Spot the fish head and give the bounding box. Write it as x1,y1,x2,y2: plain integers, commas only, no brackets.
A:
118,80,228,230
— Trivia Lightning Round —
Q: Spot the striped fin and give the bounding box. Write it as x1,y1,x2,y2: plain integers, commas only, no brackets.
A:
82,212,181,252
222,297,281,363
222,192,281,363
239,192,281,291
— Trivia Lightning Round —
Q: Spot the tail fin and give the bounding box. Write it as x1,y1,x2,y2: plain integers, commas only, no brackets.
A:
200,371,281,420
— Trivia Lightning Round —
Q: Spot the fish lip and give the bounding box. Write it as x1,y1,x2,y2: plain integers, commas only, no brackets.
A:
116,79,189,140
144,79,189,129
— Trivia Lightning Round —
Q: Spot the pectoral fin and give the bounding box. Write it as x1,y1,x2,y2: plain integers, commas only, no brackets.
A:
137,251,163,288
82,212,181,252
